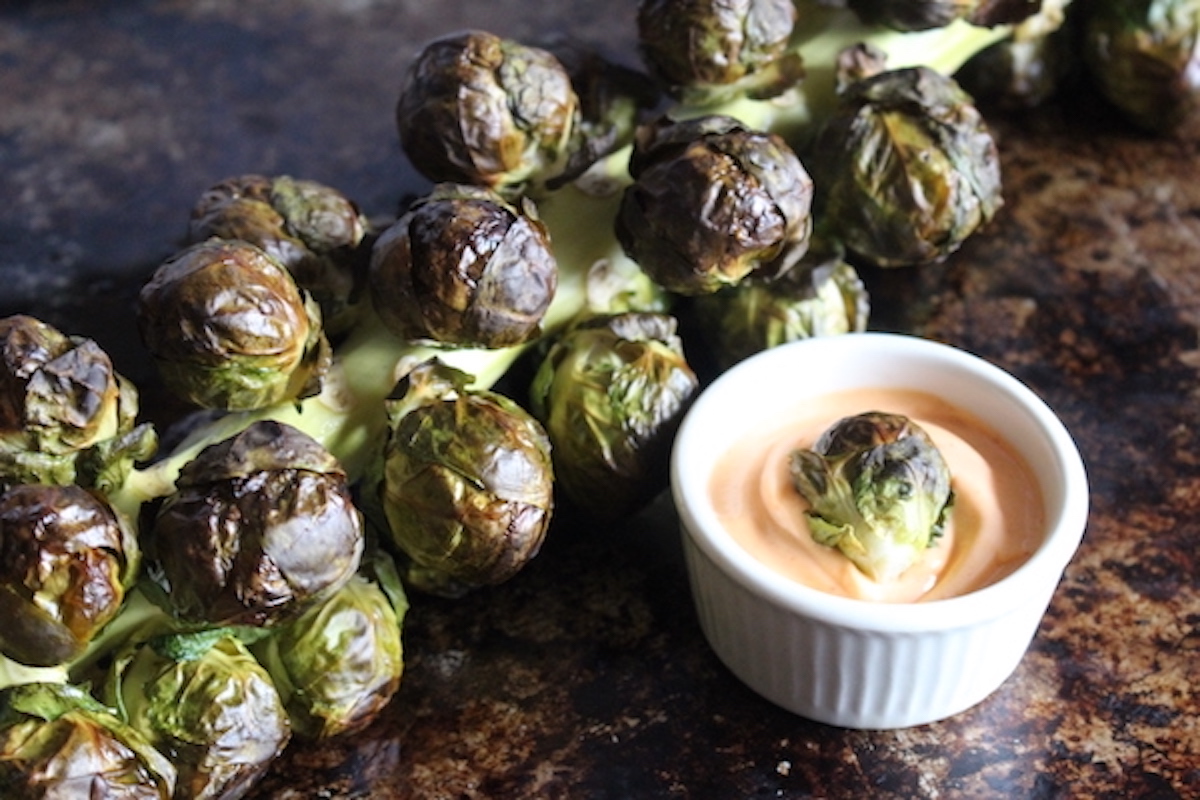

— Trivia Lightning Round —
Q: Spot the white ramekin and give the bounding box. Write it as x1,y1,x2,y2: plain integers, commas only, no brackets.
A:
671,332,1089,729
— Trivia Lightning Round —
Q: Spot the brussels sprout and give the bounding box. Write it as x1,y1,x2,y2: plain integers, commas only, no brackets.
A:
102,630,290,800
957,33,1073,109
253,552,407,739
811,57,1003,268
143,420,364,628
616,114,814,295
1082,0,1200,132
188,174,370,337
396,30,580,192
0,682,176,799
0,315,156,493
789,411,953,583
636,0,805,105
529,312,699,520
691,236,870,368
137,238,332,411
956,0,1077,109
0,484,139,668
369,183,559,348
379,359,554,590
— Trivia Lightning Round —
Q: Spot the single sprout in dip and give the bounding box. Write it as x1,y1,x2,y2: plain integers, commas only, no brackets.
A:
710,388,1045,603
789,410,953,585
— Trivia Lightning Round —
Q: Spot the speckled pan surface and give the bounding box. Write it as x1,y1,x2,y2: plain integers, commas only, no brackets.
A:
2,2,1199,797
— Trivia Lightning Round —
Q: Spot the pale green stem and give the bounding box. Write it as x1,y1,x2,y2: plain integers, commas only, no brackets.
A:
108,11,1015,526
0,658,67,689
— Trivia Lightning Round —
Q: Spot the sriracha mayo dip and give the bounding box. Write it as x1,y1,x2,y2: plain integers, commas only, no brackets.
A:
671,333,1089,728
709,388,1045,603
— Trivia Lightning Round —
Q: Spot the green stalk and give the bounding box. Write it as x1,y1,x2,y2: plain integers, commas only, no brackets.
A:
109,12,1013,522
0,659,67,689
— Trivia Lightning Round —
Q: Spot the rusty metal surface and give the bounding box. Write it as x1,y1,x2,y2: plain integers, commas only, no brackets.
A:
2,1,1199,797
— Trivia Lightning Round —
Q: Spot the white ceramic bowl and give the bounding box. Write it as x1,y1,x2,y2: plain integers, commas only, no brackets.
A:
671,332,1089,729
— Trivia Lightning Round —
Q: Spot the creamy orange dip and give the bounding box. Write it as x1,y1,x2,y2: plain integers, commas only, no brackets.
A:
709,388,1044,603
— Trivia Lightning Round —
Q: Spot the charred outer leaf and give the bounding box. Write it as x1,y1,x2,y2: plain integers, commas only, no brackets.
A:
0,315,156,493
0,484,139,667
143,420,364,628
369,183,558,348
616,114,814,295
137,239,332,411
637,0,805,105
188,174,370,337
0,682,176,799
396,30,580,192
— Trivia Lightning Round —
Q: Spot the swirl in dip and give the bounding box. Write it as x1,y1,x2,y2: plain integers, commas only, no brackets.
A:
709,387,1045,602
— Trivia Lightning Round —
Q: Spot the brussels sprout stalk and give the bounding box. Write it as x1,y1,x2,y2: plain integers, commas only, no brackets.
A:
107,11,1009,525
0,659,67,690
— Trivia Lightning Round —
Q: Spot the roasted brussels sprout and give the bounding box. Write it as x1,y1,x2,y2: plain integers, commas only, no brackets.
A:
616,114,814,295
955,0,1077,109
636,0,805,105
379,359,554,590
691,236,870,368
957,33,1072,109
253,553,407,739
811,55,1003,268
0,682,176,799
369,184,558,349
102,630,290,800
137,238,332,411
142,420,364,628
396,30,580,192
0,484,139,668
188,174,370,337
789,411,953,583
529,312,699,520
1082,0,1200,132
0,315,156,492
